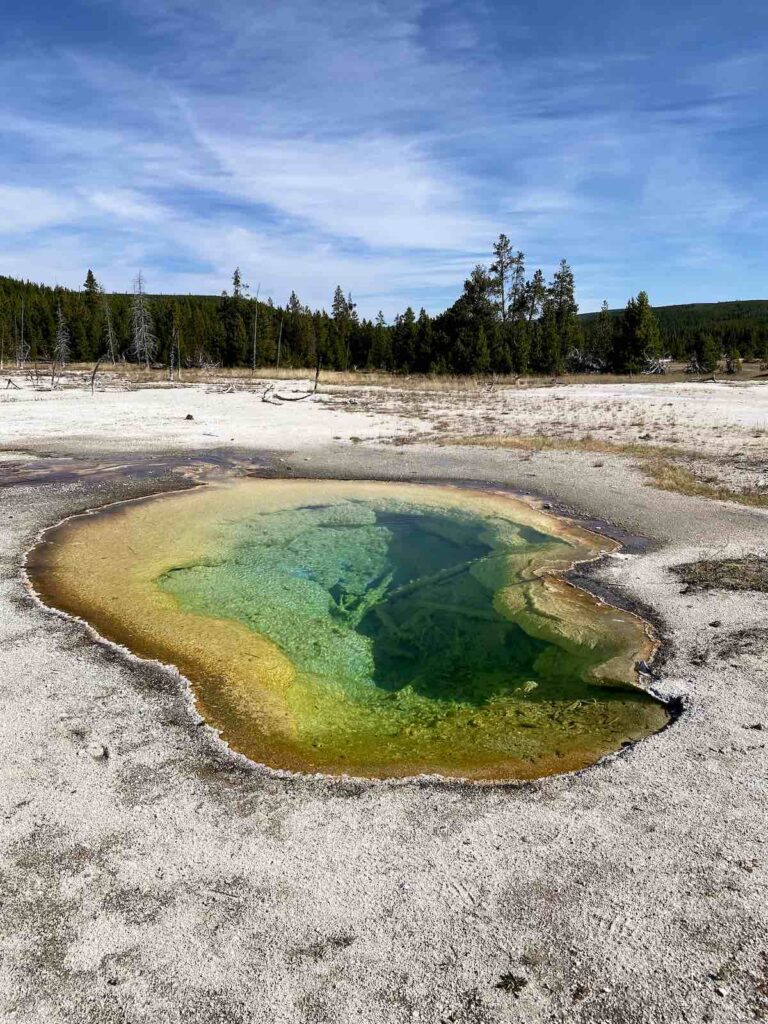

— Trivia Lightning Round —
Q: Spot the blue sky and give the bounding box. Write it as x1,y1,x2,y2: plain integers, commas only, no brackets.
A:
1,0,766,317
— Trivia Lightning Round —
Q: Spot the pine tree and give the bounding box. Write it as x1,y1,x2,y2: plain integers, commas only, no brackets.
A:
612,292,660,373
539,304,562,375
725,346,741,374
393,307,417,372
414,308,433,372
592,300,614,365
232,267,244,299
285,291,314,366
472,324,491,373
83,269,98,304
345,292,358,369
510,252,526,320
219,269,248,365
512,321,531,374
692,332,719,373
524,270,547,322
369,312,392,369
490,234,513,321
634,291,661,359
330,286,354,370
549,259,580,358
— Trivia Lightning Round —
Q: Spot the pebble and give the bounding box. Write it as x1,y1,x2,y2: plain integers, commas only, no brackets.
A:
87,743,108,760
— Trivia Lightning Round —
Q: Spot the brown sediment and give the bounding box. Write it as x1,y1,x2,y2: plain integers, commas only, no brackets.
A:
26,478,668,781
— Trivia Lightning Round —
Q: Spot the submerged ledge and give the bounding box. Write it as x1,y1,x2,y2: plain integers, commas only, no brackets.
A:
26,478,669,782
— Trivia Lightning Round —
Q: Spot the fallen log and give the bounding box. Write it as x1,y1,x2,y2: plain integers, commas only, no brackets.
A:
261,384,314,403
274,391,313,402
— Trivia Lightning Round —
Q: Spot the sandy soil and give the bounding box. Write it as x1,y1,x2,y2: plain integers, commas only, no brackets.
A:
1,377,767,1023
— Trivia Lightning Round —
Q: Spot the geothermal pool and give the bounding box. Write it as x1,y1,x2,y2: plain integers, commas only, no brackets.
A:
28,479,669,780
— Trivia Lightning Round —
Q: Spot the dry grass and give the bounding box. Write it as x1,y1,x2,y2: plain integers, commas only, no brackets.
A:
445,434,768,509
671,555,768,592
444,433,685,459
642,461,768,508
43,361,768,391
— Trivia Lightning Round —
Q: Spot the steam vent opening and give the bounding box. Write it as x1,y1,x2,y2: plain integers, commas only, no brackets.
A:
28,479,669,781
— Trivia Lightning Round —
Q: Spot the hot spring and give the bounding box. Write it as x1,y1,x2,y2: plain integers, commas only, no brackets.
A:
27,479,669,780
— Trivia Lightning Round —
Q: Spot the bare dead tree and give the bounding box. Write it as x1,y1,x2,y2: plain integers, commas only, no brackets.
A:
275,313,284,374
90,356,104,395
131,271,157,369
171,310,183,381
16,296,29,368
101,285,118,363
251,282,260,376
51,303,70,388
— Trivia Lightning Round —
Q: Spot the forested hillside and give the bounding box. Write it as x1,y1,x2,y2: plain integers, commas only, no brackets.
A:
583,300,768,364
2,238,767,375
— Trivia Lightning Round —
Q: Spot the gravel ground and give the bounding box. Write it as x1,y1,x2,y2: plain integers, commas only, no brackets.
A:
1,394,767,1023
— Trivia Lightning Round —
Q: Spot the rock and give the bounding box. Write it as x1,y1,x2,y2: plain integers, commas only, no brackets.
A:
638,432,652,440
87,743,108,760
185,413,194,420
708,620,722,627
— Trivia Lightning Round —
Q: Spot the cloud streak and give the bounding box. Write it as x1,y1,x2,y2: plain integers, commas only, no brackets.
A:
1,1,767,314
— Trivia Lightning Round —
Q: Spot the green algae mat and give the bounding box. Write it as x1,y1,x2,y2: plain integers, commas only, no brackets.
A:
28,479,668,780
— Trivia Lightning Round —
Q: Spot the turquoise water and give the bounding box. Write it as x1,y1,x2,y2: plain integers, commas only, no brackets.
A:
157,498,665,777
32,480,669,779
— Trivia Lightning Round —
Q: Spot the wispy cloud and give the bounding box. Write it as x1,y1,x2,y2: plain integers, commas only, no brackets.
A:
0,185,81,233
1,1,767,313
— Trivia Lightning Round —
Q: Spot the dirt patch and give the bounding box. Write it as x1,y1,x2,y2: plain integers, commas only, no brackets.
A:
671,555,768,592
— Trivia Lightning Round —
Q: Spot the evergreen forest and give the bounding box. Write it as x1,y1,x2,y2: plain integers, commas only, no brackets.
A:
1,236,766,376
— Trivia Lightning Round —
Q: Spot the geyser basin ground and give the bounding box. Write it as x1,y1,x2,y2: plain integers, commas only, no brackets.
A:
28,479,668,780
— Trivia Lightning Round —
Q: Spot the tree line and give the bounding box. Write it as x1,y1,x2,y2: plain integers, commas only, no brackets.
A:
1,237,766,375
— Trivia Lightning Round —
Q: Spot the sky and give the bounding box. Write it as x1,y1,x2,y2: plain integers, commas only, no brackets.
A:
1,0,767,317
